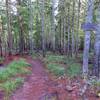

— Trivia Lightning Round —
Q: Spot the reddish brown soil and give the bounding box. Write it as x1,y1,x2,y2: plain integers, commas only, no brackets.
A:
0,55,99,100
10,57,75,100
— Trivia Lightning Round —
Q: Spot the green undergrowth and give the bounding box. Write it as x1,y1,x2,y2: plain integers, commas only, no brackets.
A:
66,57,81,78
44,54,66,77
32,51,44,59
0,59,32,99
92,80,100,87
66,63,81,78
44,53,81,78
0,78,24,99
0,59,31,82
32,52,40,59
88,77,100,87
44,54,66,64
47,63,65,76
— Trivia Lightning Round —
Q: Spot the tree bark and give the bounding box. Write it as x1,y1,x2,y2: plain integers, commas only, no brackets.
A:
94,27,100,77
51,0,55,51
63,17,66,53
6,0,13,55
0,16,2,56
75,0,81,57
83,0,94,77
40,0,46,57
17,0,25,54
71,0,75,57
28,0,34,53
67,3,71,56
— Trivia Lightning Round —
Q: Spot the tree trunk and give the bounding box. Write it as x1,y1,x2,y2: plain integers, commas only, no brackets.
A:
51,0,55,52
67,4,71,56
75,0,81,57
63,17,66,53
83,0,94,77
71,0,75,57
40,0,46,57
0,16,2,57
28,0,34,53
6,0,13,55
94,28,100,77
17,0,25,55
61,18,63,54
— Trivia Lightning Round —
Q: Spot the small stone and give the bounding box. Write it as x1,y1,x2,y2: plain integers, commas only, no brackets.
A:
66,85,73,92
79,85,87,96
57,84,63,88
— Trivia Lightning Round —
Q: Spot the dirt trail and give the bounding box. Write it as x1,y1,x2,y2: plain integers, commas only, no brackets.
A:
10,57,99,100
11,58,60,100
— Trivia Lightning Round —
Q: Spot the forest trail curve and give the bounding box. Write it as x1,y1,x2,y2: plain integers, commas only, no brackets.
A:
10,56,98,100
11,57,62,100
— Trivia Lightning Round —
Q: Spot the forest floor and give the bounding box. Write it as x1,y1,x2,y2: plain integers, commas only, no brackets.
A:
0,55,99,100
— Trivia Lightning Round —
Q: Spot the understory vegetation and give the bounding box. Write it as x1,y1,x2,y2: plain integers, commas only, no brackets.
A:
0,59,32,99
44,53,81,78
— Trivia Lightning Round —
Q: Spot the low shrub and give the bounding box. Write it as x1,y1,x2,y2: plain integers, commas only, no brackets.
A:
0,78,24,100
0,78,24,94
32,52,41,59
45,54,66,64
0,59,32,99
45,54,81,78
0,59,31,82
66,63,81,78
47,63,65,76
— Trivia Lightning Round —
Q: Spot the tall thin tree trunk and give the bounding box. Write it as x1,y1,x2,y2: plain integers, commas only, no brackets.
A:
67,4,70,56
63,17,66,53
0,16,2,56
0,35,2,56
83,0,94,77
51,0,55,51
75,0,81,57
40,0,46,57
94,28,100,77
6,0,13,55
61,18,63,54
17,0,25,54
71,0,75,57
28,0,34,53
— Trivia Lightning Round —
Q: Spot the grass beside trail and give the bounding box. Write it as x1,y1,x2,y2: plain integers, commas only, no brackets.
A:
0,58,32,99
44,53,81,78
47,63,65,76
